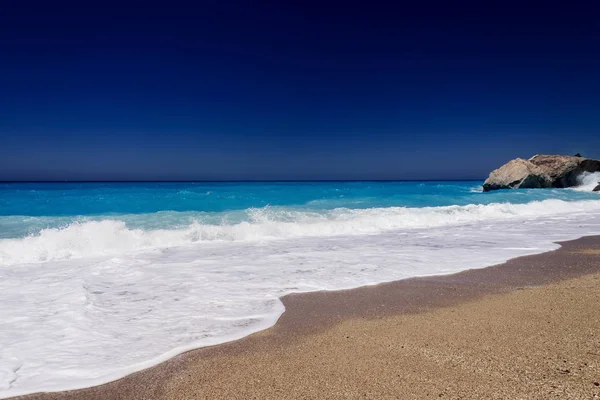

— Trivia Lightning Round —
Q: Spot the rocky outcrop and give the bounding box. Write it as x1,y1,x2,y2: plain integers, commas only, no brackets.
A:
594,184,600,192
483,154,600,192
482,158,551,191
483,158,550,192
528,154,600,188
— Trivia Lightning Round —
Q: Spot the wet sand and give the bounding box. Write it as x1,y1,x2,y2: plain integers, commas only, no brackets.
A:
19,236,600,399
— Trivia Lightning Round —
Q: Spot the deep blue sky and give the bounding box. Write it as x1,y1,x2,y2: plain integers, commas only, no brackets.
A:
1,1,599,181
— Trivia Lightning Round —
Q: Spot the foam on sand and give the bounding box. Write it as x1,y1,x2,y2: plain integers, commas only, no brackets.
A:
1,198,600,397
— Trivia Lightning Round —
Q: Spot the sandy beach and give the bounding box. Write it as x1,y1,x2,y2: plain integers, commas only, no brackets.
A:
4,1,600,398
19,235,600,400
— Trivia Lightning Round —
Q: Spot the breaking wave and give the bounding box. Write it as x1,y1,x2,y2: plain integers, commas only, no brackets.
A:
573,171,600,192
2,198,600,266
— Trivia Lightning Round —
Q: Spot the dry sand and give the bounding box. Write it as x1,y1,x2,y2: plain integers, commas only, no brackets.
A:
20,236,600,399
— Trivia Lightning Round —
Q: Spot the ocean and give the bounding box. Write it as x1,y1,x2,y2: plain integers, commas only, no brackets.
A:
1,177,600,397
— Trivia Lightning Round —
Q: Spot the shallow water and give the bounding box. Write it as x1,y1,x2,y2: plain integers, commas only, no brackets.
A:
1,180,600,397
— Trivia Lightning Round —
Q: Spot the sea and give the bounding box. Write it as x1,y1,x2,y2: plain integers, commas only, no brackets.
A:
1,175,600,397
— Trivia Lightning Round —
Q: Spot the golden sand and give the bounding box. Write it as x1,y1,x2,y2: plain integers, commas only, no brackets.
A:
162,272,600,399
576,249,600,255
22,238,600,400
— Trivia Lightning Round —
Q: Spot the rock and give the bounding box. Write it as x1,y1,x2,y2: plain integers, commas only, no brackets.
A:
482,158,551,191
594,183,600,192
574,153,582,157
483,154,600,192
528,154,600,187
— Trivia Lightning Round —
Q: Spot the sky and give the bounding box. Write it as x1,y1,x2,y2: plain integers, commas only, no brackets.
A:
1,1,599,181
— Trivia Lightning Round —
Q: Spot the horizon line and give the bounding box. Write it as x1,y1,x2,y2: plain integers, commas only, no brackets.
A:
0,179,485,183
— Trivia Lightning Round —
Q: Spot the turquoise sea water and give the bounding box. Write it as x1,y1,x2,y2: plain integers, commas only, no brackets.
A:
1,179,600,397
2,180,599,239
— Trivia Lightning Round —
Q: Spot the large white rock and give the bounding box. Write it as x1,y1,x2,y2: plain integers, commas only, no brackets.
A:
483,158,551,191
483,154,600,192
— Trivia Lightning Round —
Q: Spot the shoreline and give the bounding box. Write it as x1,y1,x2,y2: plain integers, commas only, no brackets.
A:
16,235,600,399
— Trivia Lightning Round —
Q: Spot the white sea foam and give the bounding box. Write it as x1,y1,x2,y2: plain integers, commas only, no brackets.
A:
1,199,600,397
2,199,600,266
572,171,600,192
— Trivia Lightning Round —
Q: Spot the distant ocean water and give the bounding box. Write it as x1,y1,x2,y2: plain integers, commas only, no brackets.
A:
1,177,600,397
